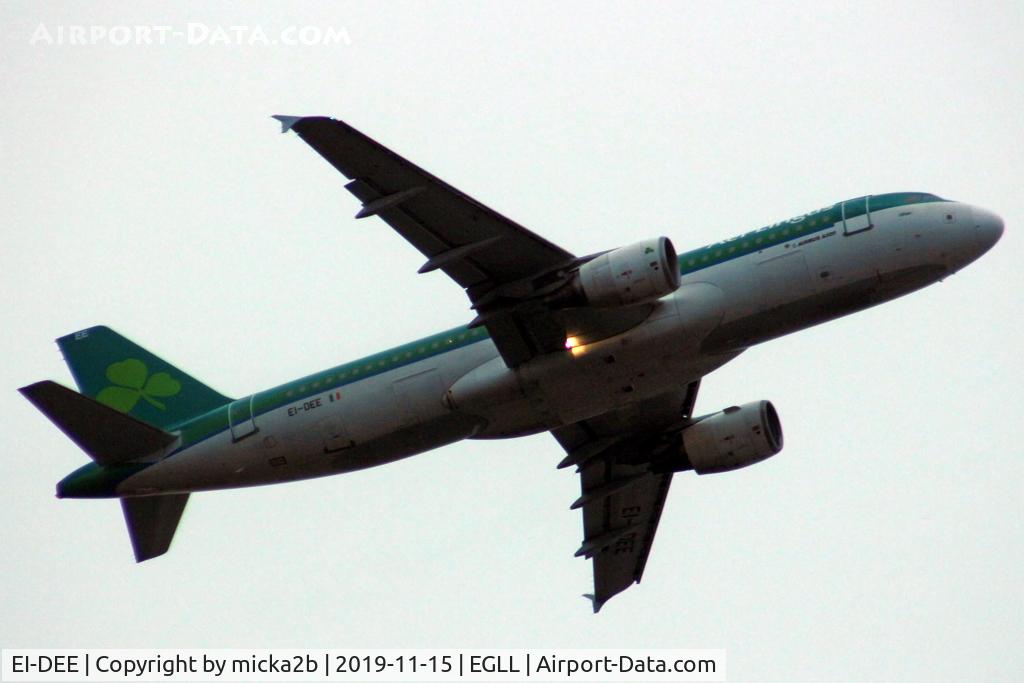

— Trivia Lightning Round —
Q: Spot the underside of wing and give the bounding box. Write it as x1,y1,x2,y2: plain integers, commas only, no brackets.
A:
274,115,573,290
578,463,674,613
553,381,701,612
275,115,653,366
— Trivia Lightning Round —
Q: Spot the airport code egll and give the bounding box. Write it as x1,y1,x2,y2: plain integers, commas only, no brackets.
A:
2,649,726,681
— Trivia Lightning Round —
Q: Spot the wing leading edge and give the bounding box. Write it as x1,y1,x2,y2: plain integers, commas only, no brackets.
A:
274,114,653,367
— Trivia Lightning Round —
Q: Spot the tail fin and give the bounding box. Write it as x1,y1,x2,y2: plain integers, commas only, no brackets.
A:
122,494,190,562
20,381,177,465
20,380,190,561
57,326,231,430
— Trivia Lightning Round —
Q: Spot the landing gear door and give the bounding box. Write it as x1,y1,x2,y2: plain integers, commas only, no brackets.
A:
842,196,873,235
228,396,259,442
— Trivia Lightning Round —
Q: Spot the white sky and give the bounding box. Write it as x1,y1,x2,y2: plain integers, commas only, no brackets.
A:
2,2,1022,680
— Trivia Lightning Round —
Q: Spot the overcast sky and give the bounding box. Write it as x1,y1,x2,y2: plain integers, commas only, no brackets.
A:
2,2,1022,681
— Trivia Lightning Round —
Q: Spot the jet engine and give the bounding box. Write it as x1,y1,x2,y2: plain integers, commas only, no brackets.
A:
679,400,783,474
571,237,680,307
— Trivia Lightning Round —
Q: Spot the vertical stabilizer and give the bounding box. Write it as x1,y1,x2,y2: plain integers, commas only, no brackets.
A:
57,326,231,430
121,494,190,562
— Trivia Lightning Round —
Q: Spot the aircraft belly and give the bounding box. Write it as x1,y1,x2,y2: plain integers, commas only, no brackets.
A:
690,220,882,331
286,343,491,450
470,285,728,437
111,205,959,493
325,412,482,472
118,344,497,494
116,430,285,494
692,259,761,324
119,408,481,494
702,263,945,352
757,251,813,309
691,208,952,352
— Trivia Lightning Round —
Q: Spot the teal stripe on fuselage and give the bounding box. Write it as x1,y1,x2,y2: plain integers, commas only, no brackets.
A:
171,192,946,453
58,326,494,496
58,191,949,497
58,462,150,498
176,325,490,449
678,192,946,276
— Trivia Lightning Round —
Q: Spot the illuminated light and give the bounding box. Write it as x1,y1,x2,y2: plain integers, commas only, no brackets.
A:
564,336,581,349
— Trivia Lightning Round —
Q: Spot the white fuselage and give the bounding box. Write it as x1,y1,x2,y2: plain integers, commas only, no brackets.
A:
115,200,999,496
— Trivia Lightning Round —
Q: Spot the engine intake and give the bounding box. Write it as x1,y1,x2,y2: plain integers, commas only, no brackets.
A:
574,236,680,307
680,400,783,475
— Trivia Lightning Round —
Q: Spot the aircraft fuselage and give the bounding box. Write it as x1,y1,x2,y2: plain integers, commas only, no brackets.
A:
57,194,1002,498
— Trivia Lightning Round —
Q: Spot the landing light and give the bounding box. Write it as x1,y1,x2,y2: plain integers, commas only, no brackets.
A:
564,336,580,349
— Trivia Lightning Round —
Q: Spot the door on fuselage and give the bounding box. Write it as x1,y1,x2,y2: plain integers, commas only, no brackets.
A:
842,196,873,235
757,251,812,311
319,416,354,453
228,396,259,442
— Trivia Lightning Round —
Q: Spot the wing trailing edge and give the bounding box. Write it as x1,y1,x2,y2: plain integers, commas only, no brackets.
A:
553,382,702,612
22,380,190,562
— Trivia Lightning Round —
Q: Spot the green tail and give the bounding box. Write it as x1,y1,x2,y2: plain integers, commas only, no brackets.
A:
57,326,232,430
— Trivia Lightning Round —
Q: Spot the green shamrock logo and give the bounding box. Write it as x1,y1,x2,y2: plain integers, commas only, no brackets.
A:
96,359,181,413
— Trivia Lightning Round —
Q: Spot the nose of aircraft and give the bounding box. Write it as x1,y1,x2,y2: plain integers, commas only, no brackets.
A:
973,207,1004,254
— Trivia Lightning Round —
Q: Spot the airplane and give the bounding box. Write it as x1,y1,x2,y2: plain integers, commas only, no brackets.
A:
20,115,1003,612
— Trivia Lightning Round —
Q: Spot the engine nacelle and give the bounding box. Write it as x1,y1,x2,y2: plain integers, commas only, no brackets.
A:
575,236,680,307
681,400,783,475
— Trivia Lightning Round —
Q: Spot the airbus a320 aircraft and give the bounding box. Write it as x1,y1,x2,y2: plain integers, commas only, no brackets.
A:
21,115,1003,612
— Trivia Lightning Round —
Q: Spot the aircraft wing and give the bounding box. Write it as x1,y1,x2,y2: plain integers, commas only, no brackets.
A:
553,381,700,612
274,115,650,366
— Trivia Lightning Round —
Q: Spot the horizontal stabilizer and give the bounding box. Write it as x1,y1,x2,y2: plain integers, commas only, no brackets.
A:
20,381,176,465
121,494,189,562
